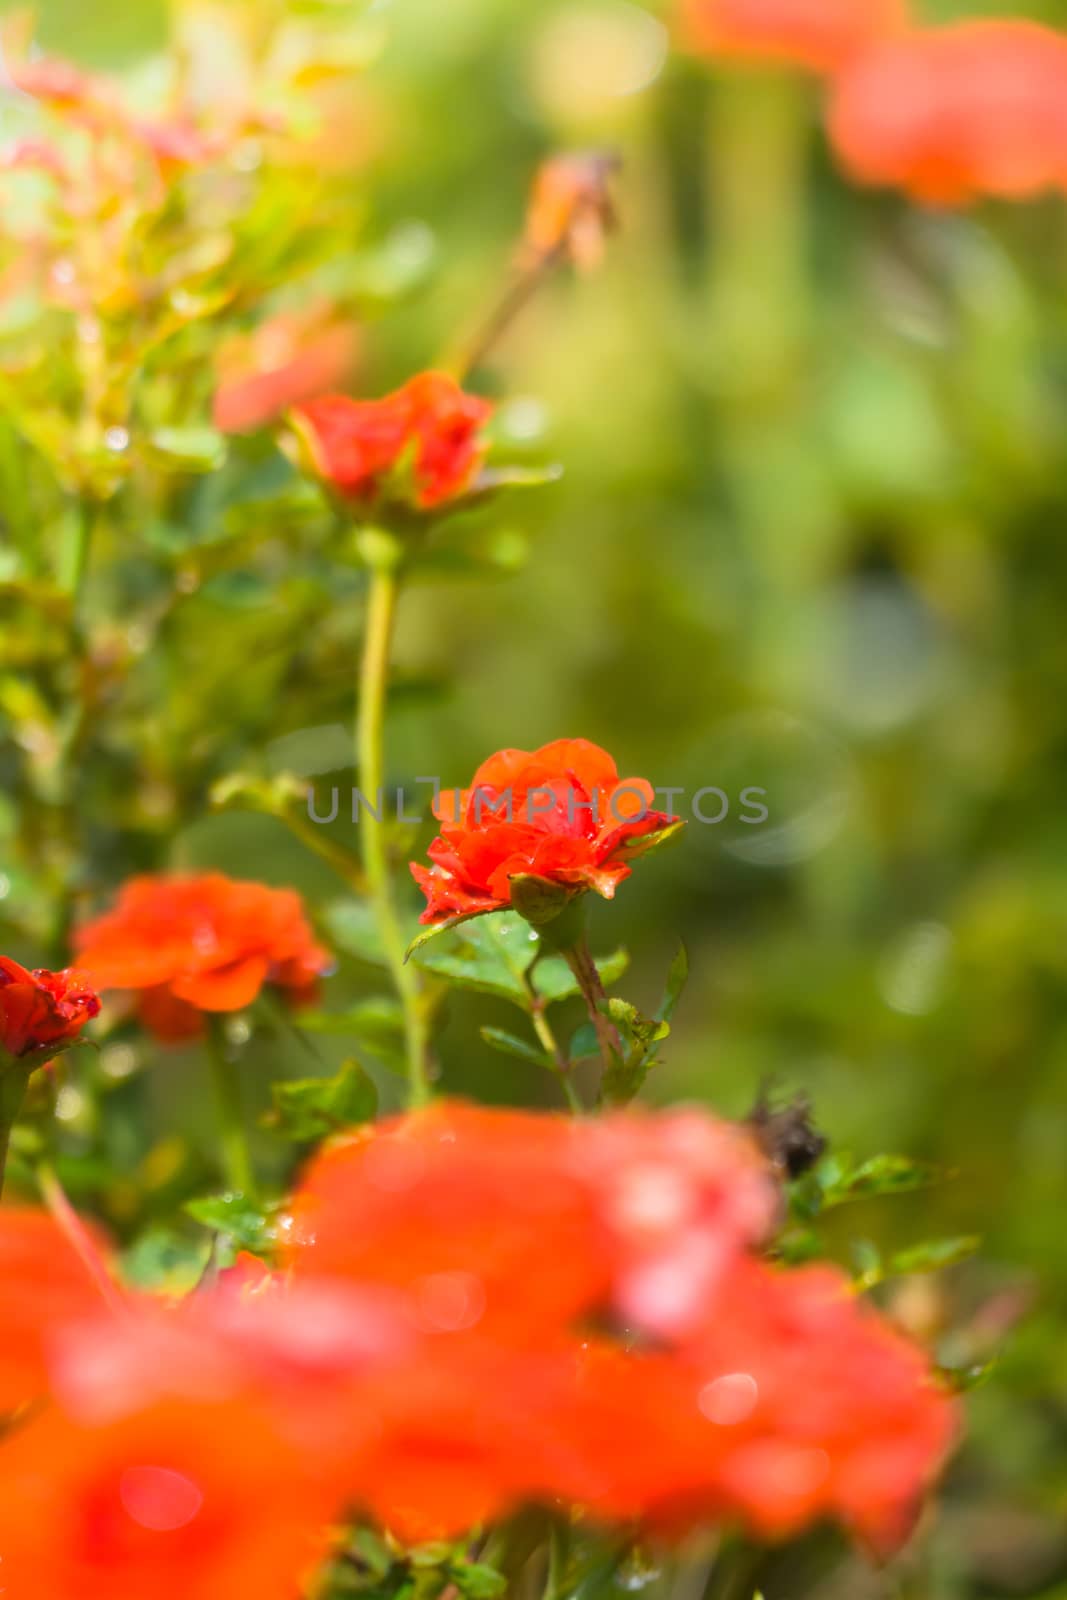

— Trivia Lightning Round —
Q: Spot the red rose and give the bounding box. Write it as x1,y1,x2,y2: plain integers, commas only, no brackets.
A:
0,957,100,1061
73,874,329,1042
293,371,493,510
410,738,681,928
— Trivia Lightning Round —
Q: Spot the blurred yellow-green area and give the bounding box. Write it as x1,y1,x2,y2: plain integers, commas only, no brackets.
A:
4,0,1067,1593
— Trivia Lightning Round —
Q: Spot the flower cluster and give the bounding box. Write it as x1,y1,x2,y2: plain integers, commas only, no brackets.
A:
73,874,328,1042
411,738,681,928
683,0,1067,206
0,1103,956,1592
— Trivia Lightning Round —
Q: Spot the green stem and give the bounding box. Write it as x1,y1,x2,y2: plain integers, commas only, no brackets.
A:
704,1541,761,1600
205,1017,256,1198
49,496,98,965
59,495,96,600
705,71,809,405
357,539,430,1109
0,1063,31,1198
530,1002,583,1115
544,1520,570,1600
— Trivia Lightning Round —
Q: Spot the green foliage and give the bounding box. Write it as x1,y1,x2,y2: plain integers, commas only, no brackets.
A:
265,1059,378,1142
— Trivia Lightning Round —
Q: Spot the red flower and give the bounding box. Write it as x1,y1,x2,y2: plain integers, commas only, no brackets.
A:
293,372,493,510
0,1395,336,1600
410,738,681,928
0,956,99,1060
284,1102,612,1344
679,0,908,73
284,1101,774,1344
0,1208,114,1414
73,874,329,1042
828,22,1067,205
11,57,102,110
565,1261,957,1556
213,309,359,434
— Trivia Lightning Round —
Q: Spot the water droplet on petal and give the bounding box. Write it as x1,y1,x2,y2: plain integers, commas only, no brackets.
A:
699,1371,759,1426
119,1466,204,1533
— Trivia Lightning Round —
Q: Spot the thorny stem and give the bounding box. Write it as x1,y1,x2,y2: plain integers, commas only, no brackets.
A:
562,933,624,1082
357,543,430,1109
205,1016,257,1199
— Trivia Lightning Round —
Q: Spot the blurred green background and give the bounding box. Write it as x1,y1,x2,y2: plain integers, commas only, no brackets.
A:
4,0,1067,1593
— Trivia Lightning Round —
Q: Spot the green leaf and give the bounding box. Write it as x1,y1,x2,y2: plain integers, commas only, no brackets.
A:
265,1060,378,1142
412,913,541,1001
404,909,492,960
297,998,404,1046
479,1026,549,1068
814,1152,948,1212
327,899,421,969
568,1021,600,1061
185,1193,277,1253
119,1228,212,1294
449,1563,507,1600
146,426,227,473
410,911,627,1016
938,1359,997,1395
656,942,689,1023
889,1235,981,1277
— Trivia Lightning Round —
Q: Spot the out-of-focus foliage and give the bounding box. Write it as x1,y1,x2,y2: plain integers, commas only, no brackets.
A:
2,0,1067,1594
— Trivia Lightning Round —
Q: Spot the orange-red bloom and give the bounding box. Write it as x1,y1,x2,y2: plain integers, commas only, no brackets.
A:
284,1101,774,1343
285,1102,612,1343
213,308,359,434
293,372,493,510
0,1209,114,1413
282,1103,951,1550
568,1261,957,1556
0,1395,336,1600
73,874,329,1042
0,956,99,1060
411,738,680,927
679,0,908,73
828,22,1067,205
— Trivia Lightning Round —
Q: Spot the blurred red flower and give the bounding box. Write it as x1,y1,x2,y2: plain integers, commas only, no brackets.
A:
567,1260,957,1556
293,372,493,510
679,0,908,73
0,1209,114,1413
284,1101,612,1343
73,874,329,1042
0,1395,336,1600
828,22,1067,205
0,956,100,1060
213,308,360,435
411,738,680,927
284,1100,774,1342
